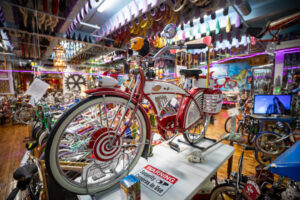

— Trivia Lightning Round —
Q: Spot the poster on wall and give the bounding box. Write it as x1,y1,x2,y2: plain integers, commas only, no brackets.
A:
211,62,252,92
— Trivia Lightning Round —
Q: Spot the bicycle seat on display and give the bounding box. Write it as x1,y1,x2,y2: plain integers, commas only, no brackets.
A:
246,24,269,39
13,164,38,182
180,69,202,80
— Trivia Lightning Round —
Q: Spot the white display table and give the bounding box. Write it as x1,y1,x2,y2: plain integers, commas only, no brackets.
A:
78,135,235,200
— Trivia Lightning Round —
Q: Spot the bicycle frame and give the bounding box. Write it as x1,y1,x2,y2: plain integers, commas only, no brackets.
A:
86,67,221,143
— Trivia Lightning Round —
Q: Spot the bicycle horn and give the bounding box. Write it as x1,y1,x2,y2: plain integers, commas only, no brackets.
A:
163,23,177,39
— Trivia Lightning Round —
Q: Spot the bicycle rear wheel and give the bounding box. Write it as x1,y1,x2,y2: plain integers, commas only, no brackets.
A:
45,95,147,194
183,116,210,144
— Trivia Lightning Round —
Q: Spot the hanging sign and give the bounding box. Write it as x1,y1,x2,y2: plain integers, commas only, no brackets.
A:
25,78,50,105
135,165,178,196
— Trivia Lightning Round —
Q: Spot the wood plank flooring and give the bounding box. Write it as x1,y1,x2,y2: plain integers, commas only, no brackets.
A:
205,110,259,180
0,124,30,200
0,109,259,199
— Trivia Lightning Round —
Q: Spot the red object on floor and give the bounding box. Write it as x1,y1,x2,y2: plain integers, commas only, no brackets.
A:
192,194,210,200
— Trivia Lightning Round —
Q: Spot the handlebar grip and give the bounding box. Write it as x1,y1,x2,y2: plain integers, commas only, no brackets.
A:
7,188,19,200
245,146,256,150
186,43,207,50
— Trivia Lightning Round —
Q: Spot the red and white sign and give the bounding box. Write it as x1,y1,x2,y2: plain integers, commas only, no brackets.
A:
242,180,261,200
135,165,178,196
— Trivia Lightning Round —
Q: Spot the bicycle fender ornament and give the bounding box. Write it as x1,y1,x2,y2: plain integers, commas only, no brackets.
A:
89,128,122,162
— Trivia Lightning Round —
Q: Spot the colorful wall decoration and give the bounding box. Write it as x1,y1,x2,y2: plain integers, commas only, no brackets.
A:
211,61,252,92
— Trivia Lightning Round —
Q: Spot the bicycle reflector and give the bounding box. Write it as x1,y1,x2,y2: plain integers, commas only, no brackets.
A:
203,89,222,115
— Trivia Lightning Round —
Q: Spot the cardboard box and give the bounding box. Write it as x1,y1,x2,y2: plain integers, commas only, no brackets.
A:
120,174,141,200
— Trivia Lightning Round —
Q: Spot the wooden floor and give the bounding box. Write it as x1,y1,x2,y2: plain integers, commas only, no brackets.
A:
205,110,259,180
0,124,30,200
0,110,259,199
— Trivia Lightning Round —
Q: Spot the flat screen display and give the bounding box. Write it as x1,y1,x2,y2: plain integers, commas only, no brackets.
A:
254,95,291,115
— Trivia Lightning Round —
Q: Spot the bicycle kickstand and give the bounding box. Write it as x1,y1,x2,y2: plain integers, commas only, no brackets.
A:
168,131,181,152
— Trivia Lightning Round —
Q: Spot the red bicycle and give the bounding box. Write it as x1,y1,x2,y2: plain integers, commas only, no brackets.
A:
45,29,222,194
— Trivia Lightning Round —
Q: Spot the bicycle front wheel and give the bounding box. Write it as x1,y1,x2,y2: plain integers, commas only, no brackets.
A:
45,95,147,194
210,183,244,200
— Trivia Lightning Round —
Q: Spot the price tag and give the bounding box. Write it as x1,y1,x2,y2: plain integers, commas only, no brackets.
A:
170,98,177,107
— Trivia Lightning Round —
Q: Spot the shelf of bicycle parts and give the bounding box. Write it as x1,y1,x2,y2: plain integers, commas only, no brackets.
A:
78,135,235,200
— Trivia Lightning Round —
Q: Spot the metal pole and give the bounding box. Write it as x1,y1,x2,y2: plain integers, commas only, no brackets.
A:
206,46,212,87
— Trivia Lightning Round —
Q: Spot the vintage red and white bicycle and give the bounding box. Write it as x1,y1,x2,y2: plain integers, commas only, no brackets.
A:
45,25,222,194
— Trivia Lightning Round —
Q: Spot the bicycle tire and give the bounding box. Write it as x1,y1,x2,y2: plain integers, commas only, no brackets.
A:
225,116,239,133
224,116,232,133
237,123,244,135
254,149,273,167
171,0,188,12
247,119,259,144
183,116,210,144
255,131,286,155
210,183,245,200
45,95,147,194
248,131,255,145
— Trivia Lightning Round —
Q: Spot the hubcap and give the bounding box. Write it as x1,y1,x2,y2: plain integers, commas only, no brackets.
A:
89,128,122,162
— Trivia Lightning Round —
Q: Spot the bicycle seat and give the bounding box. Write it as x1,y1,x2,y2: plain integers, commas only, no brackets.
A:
180,69,202,80
246,21,270,39
13,164,38,182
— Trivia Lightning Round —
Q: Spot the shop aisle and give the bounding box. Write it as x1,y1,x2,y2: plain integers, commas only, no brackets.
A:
0,110,258,199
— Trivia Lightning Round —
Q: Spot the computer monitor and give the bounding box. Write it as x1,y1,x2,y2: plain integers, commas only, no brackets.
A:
253,95,291,115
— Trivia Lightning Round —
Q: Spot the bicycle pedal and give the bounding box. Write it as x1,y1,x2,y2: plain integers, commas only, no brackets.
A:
168,141,180,152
